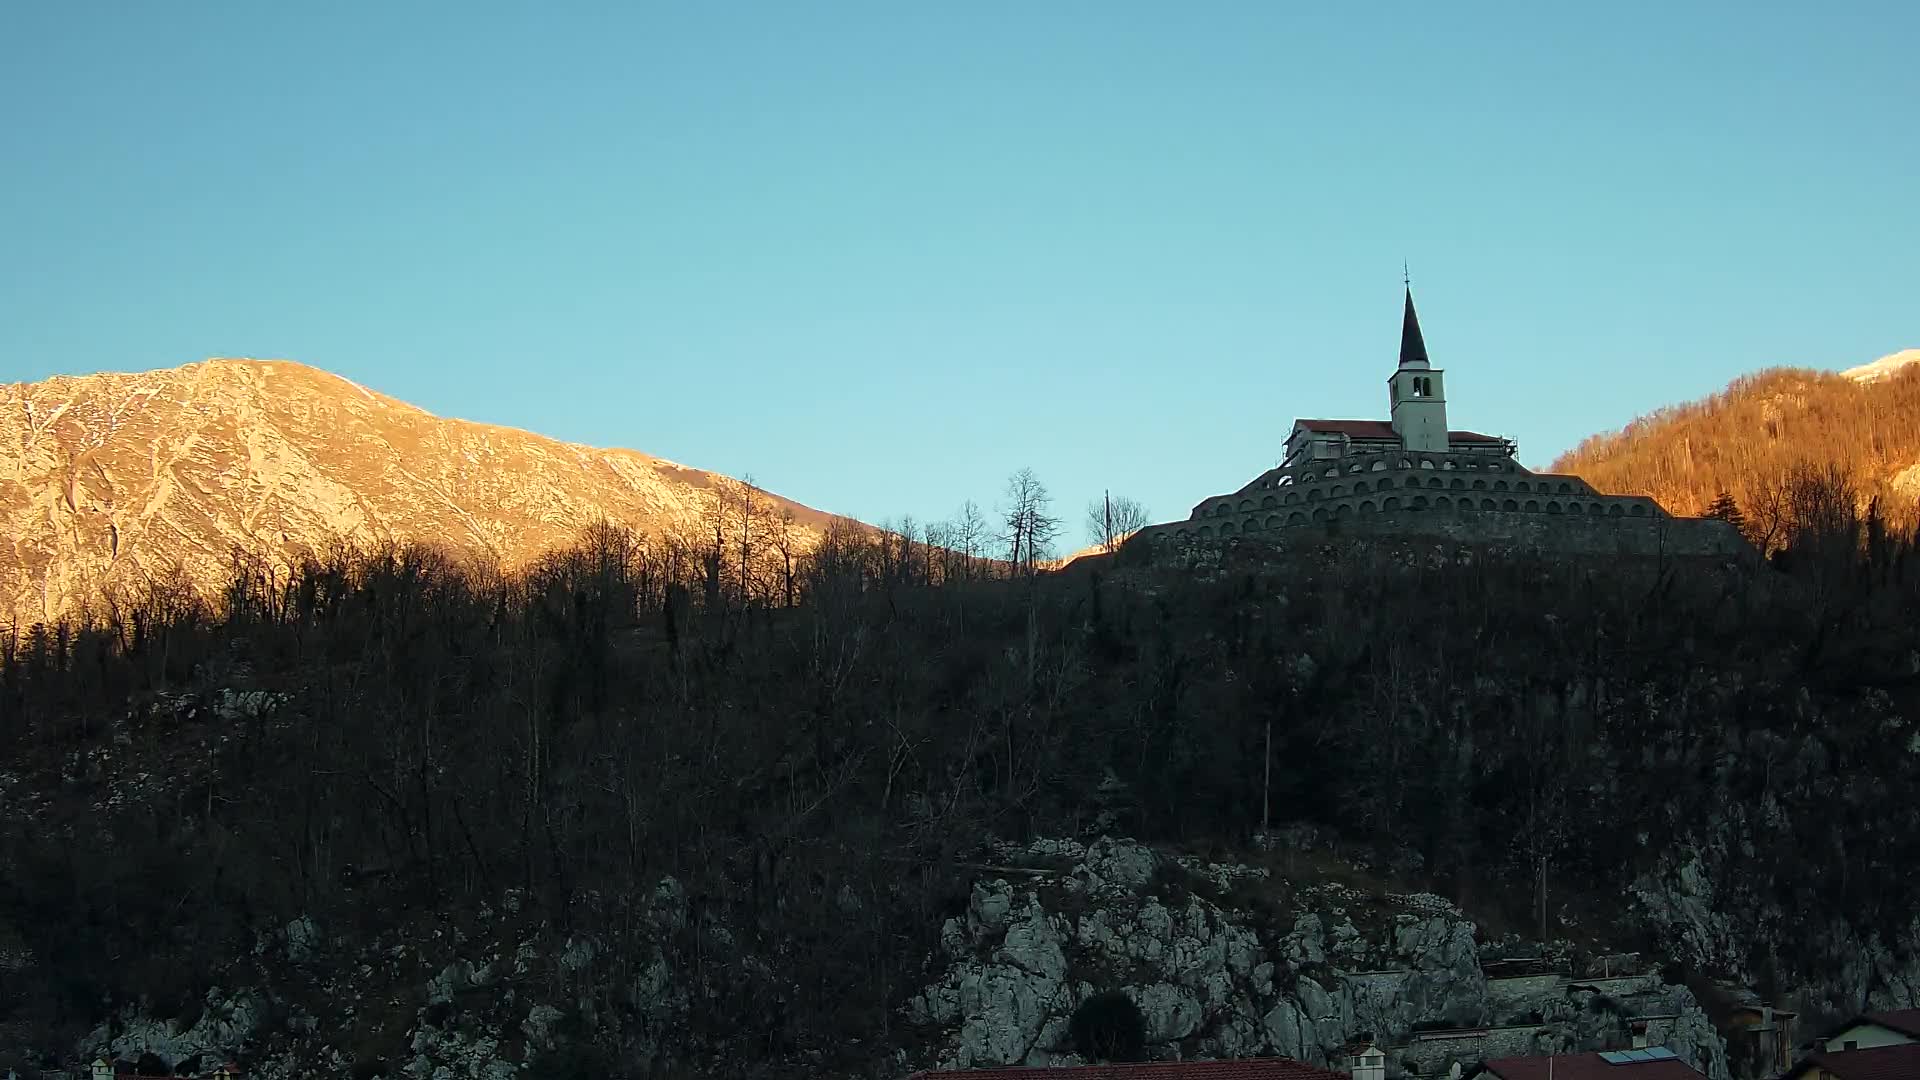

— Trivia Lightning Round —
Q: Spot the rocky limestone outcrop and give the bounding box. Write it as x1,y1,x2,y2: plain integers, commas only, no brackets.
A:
910,837,1731,1079
1634,849,1920,1023
24,835,1858,1080
83,989,266,1071
57,877,709,1080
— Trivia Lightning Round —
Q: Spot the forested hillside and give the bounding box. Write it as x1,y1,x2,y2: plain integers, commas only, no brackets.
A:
1,467,1918,1077
1551,362,1920,531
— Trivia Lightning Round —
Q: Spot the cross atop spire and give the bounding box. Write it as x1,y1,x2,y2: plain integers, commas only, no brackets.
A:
1399,284,1430,369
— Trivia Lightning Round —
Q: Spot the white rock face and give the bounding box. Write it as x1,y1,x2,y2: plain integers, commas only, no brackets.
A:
427,961,476,1006
284,916,318,964
217,689,290,722
1632,852,1744,975
1076,836,1165,894
1635,847,1920,1028
521,1005,565,1052
912,882,1075,1066
909,836,1734,1079
86,988,264,1068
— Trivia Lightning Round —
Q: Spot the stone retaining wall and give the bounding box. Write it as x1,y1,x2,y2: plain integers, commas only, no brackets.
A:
1141,507,1750,560
1487,973,1572,1020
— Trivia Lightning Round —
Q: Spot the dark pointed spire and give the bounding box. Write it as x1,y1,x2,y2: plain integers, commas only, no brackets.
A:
1399,285,1430,369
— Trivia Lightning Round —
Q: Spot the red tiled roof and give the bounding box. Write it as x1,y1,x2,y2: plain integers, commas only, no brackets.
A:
1480,1052,1704,1080
1291,419,1506,444
1790,1043,1920,1080
1294,419,1399,439
1865,1008,1920,1037
908,1058,1346,1080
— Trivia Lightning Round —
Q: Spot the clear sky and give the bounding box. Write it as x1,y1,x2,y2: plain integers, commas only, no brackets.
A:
3,3,1915,539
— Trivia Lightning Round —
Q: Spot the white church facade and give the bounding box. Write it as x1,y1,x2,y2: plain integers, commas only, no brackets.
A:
1133,288,1722,553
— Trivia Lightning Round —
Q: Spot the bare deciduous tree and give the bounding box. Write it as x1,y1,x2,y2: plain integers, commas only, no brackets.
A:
737,474,759,605
954,500,988,582
771,507,801,608
1000,468,1061,575
1085,492,1151,553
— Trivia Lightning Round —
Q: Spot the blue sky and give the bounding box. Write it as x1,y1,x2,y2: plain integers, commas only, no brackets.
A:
3,3,1914,538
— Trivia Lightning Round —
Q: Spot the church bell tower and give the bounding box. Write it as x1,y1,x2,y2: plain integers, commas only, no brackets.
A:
1388,286,1449,452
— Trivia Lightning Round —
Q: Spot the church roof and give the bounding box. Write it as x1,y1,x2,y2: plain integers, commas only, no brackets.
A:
1293,418,1506,444
1400,287,1430,368
1295,419,1400,440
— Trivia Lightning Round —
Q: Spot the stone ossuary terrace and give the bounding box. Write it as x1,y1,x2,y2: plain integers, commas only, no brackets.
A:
1135,287,1742,557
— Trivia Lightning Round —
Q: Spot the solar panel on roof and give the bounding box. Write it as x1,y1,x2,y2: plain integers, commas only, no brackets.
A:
1598,1047,1679,1065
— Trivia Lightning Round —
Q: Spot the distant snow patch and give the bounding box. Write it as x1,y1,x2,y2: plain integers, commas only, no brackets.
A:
1842,348,1920,383
325,371,378,401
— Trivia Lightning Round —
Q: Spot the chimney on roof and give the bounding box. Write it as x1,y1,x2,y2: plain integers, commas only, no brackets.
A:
1346,1035,1386,1080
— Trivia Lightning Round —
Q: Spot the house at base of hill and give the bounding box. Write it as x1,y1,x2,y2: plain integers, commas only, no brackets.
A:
1812,1009,1920,1053
1777,1007,1920,1080
1780,1042,1920,1079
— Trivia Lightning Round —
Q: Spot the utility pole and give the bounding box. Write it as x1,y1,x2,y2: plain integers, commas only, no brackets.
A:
1261,718,1273,842
1538,855,1549,943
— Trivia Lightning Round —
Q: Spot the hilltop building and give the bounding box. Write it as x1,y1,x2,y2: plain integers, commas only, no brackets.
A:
1135,288,1745,559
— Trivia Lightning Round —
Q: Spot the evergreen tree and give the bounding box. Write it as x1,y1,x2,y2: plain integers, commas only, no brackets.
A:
1704,489,1748,535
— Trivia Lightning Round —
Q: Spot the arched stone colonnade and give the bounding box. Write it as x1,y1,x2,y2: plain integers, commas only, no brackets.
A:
1162,451,1662,542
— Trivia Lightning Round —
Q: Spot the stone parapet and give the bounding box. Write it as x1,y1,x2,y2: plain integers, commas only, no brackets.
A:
1139,507,1749,560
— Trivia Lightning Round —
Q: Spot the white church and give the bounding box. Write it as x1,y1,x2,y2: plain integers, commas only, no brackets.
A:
1134,287,1710,551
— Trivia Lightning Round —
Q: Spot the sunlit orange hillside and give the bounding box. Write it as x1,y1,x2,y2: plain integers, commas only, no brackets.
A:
1551,351,1920,521
1,358,848,622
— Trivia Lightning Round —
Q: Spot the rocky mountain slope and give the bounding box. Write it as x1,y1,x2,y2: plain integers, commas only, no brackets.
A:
3,357,1918,1079
1,358,844,622
911,838,1733,1077
44,835,1748,1080
1550,350,1920,524
2,509,1915,1079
